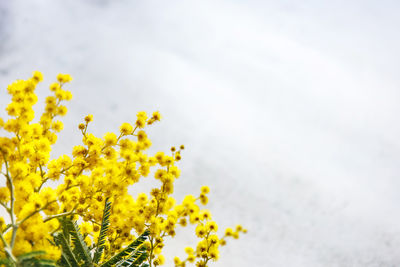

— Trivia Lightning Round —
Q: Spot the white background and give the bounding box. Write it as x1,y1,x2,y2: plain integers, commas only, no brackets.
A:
1,0,400,266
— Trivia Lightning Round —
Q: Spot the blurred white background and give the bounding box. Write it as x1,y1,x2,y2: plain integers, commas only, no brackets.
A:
1,0,400,266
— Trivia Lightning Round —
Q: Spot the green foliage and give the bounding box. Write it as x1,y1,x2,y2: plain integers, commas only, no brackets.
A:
116,245,147,267
0,251,57,267
93,198,112,264
18,258,57,267
54,199,149,267
0,258,11,267
100,230,149,267
64,219,93,267
54,231,79,267
16,251,46,262
0,72,244,267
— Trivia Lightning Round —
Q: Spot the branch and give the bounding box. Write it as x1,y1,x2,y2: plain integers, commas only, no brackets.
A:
43,209,78,223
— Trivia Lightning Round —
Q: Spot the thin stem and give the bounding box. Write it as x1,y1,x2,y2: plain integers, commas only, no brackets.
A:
0,152,17,264
37,177,49,192
0,201,9,212
2,152,17,248
0,231,17,263
43,207,78,223
148,236,154,267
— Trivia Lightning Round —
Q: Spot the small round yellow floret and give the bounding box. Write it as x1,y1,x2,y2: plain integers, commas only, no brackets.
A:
201,186,210,194
32,71,43,82
84,114,93,123
120,122,133,135
57,73,73,83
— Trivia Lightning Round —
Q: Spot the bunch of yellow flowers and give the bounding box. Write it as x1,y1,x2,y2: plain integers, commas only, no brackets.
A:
0,72,246,267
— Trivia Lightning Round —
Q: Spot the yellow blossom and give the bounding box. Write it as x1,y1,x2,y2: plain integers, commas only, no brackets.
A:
120,122,134,135
0,72,244,267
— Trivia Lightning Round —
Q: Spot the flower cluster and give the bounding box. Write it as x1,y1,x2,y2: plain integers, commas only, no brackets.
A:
0,72,246,266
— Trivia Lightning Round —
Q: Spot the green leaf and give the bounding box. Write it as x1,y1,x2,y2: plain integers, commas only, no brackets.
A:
57,255,73,267
17,250,46,261
116,245,148,267
33,258,58,267
18,257,58,267
54,232,79,267
100,230,149,267
128,248,148,267
58,217,70,246
126,247,148,267
0,258,11,267
65,219,93,267
93,198,112,264
15,251,58,267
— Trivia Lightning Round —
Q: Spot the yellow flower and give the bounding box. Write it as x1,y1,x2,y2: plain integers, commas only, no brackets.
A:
120,122,134,135
195,225,206,238
153,254,165,265
104,132,117,146
152,111,161,121
137,111,148,121
84,114,93,123
0,72,245,266
32,71,43,83
12,239,32,256
57,73,73,83
81,222,93,235
200,186,210,194
184,247,194,254
205,221,218,232
49,82,60,92
57,105,68,116
225,227,233,236
199,194,208,205
137,130,147,142
209,248,219,260
0,187,10,202
42,243,61,260
39,187,57,203
0,217,5,231
173,256,181,265
187,254,195,262
136,118,145,128
200,210,211,221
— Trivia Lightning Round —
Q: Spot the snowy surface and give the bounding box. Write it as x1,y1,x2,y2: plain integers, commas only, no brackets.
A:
1,0,400,266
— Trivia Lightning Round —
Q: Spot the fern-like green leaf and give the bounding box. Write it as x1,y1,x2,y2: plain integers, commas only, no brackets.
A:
15,250,58,267
54,232,79,267
100,229,149,267
57,255,73,267
33,258,58,267
93,198,112,264
127,248,148,267
17,250,46,261
58,217,70,246
17,257,57,267
65,219,93,267
116,245,148,267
